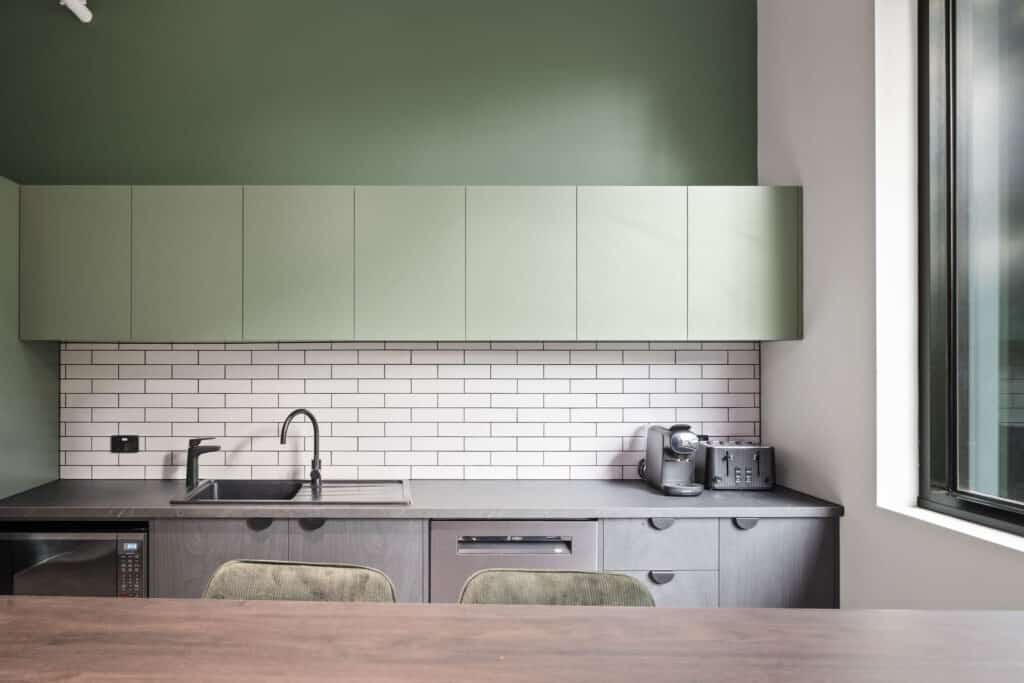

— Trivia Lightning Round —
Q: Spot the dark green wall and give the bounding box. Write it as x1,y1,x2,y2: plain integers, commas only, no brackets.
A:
0,179,58,498
0,0,756,185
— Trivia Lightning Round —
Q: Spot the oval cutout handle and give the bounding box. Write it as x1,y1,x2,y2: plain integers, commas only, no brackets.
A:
299,518,326,532
246,518,273,532
648,518,675,531
648,571,675,585
733,517,759,531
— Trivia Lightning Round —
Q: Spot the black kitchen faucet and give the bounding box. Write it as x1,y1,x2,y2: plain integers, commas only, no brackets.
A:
280,408,322,496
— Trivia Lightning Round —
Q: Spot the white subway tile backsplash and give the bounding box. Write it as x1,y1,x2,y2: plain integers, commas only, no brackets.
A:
251,350,303,364
703,365,755,379
118,365,172,379
66,365,116,379
200,350,252,365
278,365,328,379
464,466,516,479
196,379,250,394
61,350,92,365
93,350,145,364
412,379,464,394
59,341,759,480
307,350,359,364
465,350,517,364
61,379,92,393
438,365,489,378
492,423,544,437
148,379,198,393
569,350,622,364
146,351,198,364
491,365,542,379
437,394,489,407
172,365,225,379
517,350,569,364
411,350,464,364
93,408,146,422
173,394,225,408
385,365,438,379
543,365,596,379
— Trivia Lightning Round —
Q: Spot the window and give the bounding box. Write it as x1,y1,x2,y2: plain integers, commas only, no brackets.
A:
920,0,1024,534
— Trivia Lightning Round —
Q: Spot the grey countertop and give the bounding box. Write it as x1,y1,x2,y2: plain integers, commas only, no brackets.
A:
0,479,842,521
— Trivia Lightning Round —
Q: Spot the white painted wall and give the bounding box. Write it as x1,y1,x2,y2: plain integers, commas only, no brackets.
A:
758,0,1024,608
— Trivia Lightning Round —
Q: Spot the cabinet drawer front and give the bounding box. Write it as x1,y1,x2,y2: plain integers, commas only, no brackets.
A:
603,518,717,570
621,571,718,608
289,519,425,602
149,518,288,598
719,517,837,608
430,520,599,603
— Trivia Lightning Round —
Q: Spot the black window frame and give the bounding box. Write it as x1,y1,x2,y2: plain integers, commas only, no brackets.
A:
919,0,1024,536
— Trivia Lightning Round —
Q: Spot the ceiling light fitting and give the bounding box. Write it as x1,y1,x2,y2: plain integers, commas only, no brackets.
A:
60,0,93,24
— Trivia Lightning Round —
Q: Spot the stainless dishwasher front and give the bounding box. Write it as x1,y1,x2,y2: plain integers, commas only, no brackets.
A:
429,520,599,602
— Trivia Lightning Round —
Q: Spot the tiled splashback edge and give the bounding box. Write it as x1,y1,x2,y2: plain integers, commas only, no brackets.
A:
59,341,760,481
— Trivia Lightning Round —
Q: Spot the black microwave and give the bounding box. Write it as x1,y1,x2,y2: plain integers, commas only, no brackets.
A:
0,523,147,598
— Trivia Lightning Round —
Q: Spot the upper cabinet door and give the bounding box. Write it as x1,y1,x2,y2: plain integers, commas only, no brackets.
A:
244,186,354,341
131,186,243,341
577,187,686,340
466,187,576,340
354,186,465,340
688,187,802,340
20,186,131,341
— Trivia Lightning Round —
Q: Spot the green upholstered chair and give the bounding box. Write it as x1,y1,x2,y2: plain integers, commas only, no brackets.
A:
202,559,397,603
457,569,655,607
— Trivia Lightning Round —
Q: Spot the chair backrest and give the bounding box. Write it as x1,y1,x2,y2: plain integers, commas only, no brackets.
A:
202,559,397,602
457,569,655,607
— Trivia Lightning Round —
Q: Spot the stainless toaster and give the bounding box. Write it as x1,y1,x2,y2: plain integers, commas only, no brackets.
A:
704,442,775,490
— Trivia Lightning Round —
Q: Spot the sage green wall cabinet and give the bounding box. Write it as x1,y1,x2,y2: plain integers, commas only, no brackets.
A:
131,186,243,341
354,186,465,340
466,187,576,340
243,186,354,341
577,187,687,340
1,177,58,499
688,187,802,340
20,186,131,340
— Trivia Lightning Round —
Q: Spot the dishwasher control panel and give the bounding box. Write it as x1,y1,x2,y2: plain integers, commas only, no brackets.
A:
429,521,598,602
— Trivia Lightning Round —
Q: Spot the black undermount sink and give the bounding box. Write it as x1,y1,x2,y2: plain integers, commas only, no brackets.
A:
172,479,302,504
170,479,412,505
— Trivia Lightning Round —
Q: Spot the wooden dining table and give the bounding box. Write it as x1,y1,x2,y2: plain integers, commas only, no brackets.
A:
1,596,1023,682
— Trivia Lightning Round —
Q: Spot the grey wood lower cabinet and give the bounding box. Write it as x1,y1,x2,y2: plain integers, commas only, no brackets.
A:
718,517,838,608
621,571,719,608
147,515,836,607
150,518,289,598
602,517,837,608
288,519,426,602
603,518,718,571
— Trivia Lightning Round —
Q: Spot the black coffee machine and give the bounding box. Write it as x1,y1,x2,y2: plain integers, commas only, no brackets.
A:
638,424,706,496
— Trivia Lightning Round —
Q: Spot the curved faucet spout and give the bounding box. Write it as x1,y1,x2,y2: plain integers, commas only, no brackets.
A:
280,408,322,494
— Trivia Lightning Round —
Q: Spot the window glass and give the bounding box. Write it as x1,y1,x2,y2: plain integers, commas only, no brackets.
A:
954,0,1024,505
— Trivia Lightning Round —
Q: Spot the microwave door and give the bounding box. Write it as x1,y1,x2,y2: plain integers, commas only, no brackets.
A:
2,533,118,597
